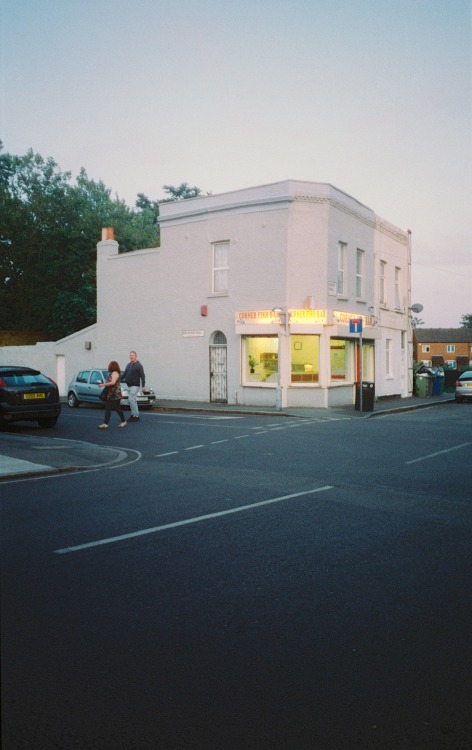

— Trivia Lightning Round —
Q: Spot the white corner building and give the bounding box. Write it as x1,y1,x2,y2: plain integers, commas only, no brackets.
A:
95,180,412,408
0,180,412,407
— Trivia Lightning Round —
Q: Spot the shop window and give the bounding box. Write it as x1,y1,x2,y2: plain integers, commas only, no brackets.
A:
291,335,319,383
330,339,348,380
243,336,278,384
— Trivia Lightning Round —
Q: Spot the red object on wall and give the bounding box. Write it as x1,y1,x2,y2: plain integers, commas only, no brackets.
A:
201,305,208,316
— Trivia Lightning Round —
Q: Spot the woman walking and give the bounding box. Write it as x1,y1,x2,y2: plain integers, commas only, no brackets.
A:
98,361,127,429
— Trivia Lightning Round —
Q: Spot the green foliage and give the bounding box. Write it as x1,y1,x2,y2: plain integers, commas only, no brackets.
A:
459,313,472,328
161,183,210,202
0,143,159,338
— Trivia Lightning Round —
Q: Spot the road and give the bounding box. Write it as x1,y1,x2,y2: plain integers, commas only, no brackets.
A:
1,405,471,749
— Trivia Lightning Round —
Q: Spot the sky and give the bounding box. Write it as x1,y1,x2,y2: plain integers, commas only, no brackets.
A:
1,0,471,328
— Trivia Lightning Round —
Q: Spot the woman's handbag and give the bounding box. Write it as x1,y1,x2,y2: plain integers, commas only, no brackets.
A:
99,388,108,401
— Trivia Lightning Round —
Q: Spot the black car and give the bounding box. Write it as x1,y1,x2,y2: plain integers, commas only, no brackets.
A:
0,366,61,429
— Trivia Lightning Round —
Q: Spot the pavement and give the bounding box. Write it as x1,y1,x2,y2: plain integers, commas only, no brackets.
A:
0,392,455,481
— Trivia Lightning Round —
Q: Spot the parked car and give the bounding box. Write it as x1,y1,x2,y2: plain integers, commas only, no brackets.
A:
119,378,156,410
0,366,61,429
455,370,472,402
67,369,156,409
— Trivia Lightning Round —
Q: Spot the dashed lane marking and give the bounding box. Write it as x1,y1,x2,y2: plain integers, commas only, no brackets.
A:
154,417,345,457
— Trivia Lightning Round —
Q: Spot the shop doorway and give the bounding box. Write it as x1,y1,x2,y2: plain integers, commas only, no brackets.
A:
209,331,227,403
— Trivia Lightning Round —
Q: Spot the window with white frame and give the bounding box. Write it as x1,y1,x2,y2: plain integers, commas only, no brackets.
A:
243,336,278,385
446,344,455,353
356,249,364,298
386,338,392,377
380,261,386,305
337,242,347,295
212,241,229,294
422,345,430,353
330,339,349,380
395,267,401,308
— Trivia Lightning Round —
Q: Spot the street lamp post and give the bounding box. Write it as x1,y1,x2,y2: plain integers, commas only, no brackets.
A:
273,307,289,410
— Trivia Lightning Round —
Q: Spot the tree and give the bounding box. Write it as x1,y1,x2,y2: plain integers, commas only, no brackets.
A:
0,144,159,338
411,316,424,329
459,313,472,328
161,183,210,202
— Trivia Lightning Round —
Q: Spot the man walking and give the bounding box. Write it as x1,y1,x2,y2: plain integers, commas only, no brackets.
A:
123,351,146,422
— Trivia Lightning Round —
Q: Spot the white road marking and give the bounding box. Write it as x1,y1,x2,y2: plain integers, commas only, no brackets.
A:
54,485,334,555
33,446,70,450
152,414,346,458
406,442,471,465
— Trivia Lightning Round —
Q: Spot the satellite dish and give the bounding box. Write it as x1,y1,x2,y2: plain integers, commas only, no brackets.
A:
411,303,423,314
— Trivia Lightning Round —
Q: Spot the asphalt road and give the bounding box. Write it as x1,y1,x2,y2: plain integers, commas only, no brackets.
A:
1,405,471,749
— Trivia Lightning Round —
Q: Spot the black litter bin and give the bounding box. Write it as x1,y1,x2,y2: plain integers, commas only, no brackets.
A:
355,381,375,411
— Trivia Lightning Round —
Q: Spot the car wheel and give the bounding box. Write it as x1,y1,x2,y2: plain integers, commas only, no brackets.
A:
68,391,80,407
38,417,58,428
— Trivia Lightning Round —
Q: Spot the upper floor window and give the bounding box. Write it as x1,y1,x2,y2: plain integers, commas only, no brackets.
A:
337,242,347,295
447,344,455,353
395,267,401,309
356,249,364,298
380,261,386,305
212,241,229,294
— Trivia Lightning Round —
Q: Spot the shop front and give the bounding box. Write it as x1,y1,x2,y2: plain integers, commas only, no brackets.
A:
236,309,376,408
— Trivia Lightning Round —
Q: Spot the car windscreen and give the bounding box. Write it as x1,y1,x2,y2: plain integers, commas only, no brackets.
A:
0,373,52,386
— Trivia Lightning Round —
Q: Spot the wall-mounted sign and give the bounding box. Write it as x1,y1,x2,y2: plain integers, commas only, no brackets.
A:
236,310,280,323
236,310,374,327
182,330,205,337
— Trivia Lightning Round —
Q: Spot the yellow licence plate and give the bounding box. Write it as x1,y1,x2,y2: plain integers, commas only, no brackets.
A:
23,393,46,400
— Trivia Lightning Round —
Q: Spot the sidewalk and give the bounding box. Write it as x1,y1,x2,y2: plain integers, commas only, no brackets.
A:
0,393,455,480
155,392,455,419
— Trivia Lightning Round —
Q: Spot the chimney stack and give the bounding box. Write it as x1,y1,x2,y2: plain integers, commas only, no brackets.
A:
101,227,115,240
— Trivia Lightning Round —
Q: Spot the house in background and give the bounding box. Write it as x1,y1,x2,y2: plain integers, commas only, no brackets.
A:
1,180,413,408
413,328,472,369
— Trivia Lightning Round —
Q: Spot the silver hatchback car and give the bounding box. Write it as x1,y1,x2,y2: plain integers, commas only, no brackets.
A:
67,369,156,409
455,370,472,402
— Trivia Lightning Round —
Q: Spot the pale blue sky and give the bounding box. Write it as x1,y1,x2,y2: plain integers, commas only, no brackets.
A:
2,0,471,326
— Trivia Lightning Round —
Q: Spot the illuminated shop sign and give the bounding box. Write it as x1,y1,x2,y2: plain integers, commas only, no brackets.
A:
236,310,374,326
